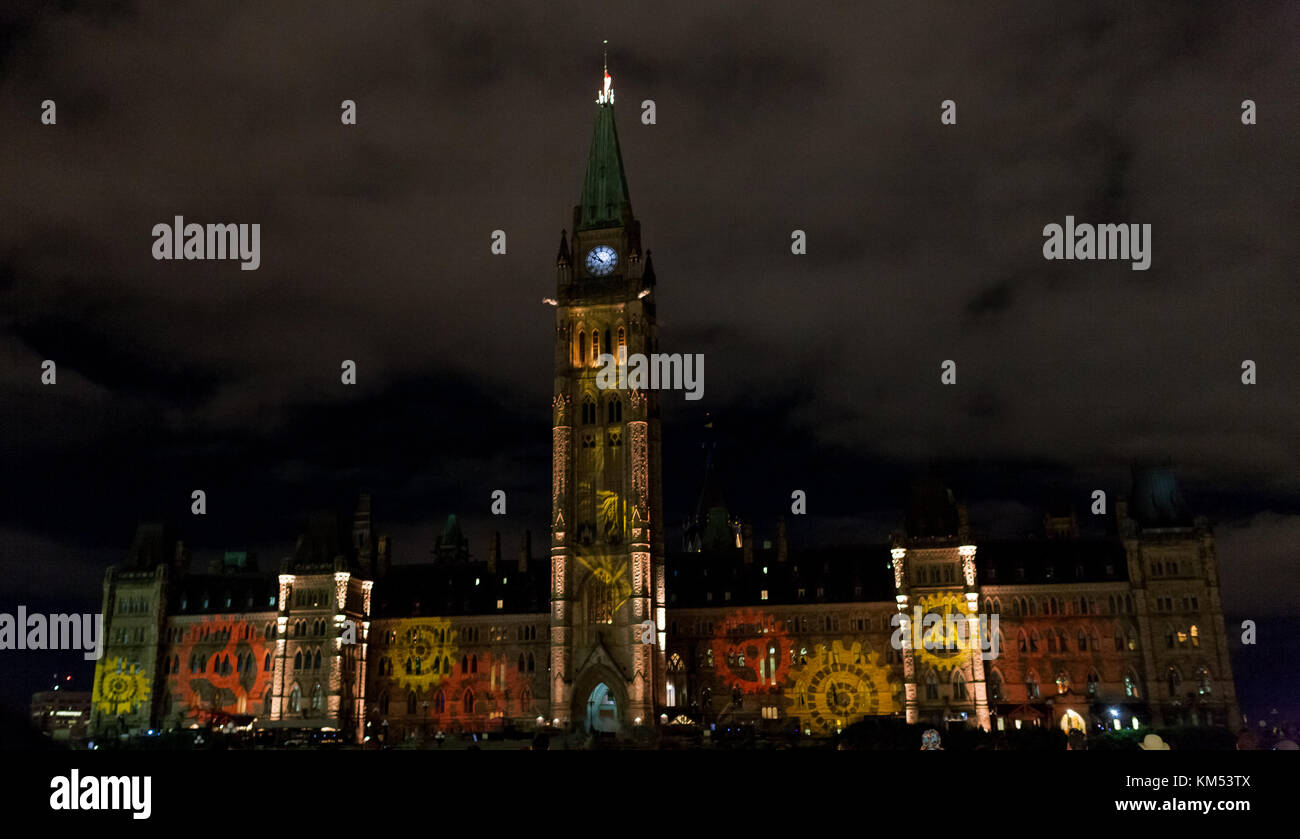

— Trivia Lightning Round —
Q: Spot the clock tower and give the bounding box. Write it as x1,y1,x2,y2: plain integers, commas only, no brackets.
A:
548,65,666,733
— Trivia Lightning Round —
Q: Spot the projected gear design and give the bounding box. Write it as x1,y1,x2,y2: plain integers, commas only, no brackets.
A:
390,619,458,692
783,640,897,734
170,619,272,717
573,547,633,621
94,657,151,716
913,592,977,671
710,609,792,694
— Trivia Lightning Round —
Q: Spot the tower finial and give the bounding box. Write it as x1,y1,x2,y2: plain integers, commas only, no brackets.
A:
598,40,614,104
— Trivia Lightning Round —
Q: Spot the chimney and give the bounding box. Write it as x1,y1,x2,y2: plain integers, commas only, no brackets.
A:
518,530,531,573
488,531,500,574
776,517,788,564
742,524,754,565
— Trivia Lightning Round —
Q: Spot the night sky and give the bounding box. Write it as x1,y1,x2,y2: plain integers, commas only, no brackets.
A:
1,2,1297,719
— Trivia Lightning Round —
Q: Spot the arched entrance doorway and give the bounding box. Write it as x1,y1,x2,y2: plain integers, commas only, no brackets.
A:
1059,709,1085,733
585,683,620,733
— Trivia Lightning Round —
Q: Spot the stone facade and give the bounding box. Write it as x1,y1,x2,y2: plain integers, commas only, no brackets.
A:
87,76,1239,744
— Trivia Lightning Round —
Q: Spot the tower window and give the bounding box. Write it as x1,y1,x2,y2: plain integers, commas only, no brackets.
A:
578,332,586,366
591,330,600,362
607,399,622,423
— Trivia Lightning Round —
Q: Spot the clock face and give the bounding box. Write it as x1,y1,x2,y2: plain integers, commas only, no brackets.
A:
585,245,618,276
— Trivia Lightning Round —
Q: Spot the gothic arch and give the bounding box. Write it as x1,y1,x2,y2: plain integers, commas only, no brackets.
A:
569,663,630,731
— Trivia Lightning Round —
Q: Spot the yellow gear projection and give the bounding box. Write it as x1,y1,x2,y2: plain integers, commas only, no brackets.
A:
93,657,151,716
913,592,979,671
390,619,458,692
783,640,897,734
573,549,633,615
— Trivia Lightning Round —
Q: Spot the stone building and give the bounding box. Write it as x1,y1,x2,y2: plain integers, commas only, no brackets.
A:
88,70,1239,744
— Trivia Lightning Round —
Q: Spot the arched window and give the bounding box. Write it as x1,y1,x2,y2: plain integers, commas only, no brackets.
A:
311,683,324,711
1166,667,1181,698
462,655,469,674
379,692,389,715
952,670,967,701
1087,670,1100,696
1126,627,1138,651
578,332,586,365
1012,599,1021,617
1077,629,1088,651
1124,671,1140,698
1055,671,1070,694
435,691,446,714
607,398,622,423
582,396,596,425
527,652,535,673
313,650,322,670
1025,670,1040,699
471,654,478,674
617,327,626,360
294,651,303,669
1190,624,1200,648
1017,630,1028,653
1029,629,1040,652
1196,667,1212,695
289,683,302,713
591,330,600,362
462,690,475,714
603,330,611,356
1165,625,1175,649
1048,632,1058,653
924,670,938,700
988,669,1003,701
518,653,526,672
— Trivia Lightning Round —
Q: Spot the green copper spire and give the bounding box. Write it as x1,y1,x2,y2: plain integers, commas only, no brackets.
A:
577,63,631,231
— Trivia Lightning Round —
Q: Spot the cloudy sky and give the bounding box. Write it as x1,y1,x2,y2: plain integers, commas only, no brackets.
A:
0,1,1296,714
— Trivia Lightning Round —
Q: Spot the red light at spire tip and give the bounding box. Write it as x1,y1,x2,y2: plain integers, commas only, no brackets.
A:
598,40,614,104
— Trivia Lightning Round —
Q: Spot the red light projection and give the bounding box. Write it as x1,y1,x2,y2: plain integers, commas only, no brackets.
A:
709,609,793,695
376,651,542,733
165,617,273,723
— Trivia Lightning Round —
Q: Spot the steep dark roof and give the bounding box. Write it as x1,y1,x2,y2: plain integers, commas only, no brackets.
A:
904,477,961,540
169,573,279,615
577,79,631,231
666,545,896,608
290,511,352,571
123,523,176,570
976,539,1128,585
1130,465,1193,528
371,561,548,618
